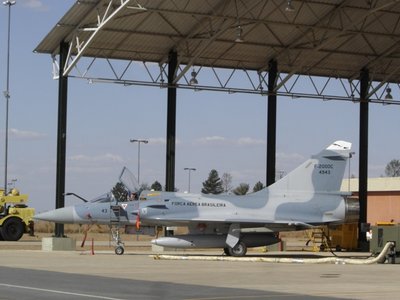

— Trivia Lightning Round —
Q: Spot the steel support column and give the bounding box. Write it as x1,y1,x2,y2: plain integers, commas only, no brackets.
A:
267,59,278,186
165,50,177,192
358,67,369,251
54,41,69,237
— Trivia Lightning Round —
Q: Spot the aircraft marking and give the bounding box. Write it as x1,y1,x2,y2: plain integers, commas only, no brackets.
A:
171,201,226,207
0,283,127,300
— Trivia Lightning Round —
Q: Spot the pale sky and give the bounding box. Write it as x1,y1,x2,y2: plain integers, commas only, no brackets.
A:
1,1,400,212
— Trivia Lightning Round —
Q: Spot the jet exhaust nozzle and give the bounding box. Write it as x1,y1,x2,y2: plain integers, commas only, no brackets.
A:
344,196,359,223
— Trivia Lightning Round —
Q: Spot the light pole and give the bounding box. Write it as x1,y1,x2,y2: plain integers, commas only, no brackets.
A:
3,0,16,193
130,139,148,185
184,168,196,193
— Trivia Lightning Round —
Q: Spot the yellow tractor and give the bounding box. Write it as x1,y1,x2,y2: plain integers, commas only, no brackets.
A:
0,188,35,241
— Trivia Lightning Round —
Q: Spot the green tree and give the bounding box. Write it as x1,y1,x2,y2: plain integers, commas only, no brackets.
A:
385,159,400,177
140,183,150,191
151,180,162,191
112,182,128,201
201,169,224,194
233,183,250,195
221,173,233,193
252,181,265,192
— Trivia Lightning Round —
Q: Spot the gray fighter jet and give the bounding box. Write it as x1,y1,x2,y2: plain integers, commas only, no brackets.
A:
35,141,359,256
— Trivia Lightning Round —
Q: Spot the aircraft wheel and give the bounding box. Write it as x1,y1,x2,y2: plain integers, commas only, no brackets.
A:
1,218,24,241
223,247,230,256
228,241,247,257
115,246,124,255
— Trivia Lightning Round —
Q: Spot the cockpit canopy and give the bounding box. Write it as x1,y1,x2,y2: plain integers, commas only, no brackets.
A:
87,167,140,203
90,193,114,203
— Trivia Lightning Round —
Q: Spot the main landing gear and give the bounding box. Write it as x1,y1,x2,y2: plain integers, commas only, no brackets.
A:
224,241,247,257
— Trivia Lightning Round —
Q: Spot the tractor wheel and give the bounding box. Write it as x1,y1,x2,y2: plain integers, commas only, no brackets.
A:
228,241,247,257
1,218,24,241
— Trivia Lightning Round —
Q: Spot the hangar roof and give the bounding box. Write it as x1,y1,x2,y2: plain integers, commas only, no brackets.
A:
35,0,400,86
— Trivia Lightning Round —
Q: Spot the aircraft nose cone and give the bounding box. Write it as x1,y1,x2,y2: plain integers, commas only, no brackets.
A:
34,206,76,223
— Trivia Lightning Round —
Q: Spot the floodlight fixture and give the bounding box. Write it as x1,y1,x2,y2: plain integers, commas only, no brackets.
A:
189,69,198,85
3,1,16,6
235,25,244,43
385,87,393,100
285,0,295,12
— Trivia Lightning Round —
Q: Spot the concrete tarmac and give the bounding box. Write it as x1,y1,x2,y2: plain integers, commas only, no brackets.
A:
0,248,399,299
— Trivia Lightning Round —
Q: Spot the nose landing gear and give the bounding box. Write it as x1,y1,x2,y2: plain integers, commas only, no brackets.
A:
110,226,125,255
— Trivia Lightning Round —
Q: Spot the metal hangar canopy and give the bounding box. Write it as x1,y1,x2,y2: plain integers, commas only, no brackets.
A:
35,0,400,103
35,0,378,247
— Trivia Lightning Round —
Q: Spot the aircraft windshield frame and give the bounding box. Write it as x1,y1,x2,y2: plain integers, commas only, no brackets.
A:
119,167,139,193
90,193,112,203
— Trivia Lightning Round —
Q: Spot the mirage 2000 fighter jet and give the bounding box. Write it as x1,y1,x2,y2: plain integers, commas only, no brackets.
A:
35,141,359,256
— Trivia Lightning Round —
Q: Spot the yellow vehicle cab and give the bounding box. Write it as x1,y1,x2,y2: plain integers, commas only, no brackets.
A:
0,188,35,241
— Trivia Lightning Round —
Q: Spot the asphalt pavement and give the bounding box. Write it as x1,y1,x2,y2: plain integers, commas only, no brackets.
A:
0,248,399,299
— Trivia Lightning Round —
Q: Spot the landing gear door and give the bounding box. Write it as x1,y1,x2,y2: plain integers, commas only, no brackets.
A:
226,223,240,248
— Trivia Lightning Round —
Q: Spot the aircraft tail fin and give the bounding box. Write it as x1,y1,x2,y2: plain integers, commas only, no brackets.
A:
270,141,351,193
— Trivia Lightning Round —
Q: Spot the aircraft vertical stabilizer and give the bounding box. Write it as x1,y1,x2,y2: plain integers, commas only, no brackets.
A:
270,141,351,193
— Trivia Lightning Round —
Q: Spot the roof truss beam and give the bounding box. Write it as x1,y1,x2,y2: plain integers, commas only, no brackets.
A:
51,53,400,105
63,0,138,77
